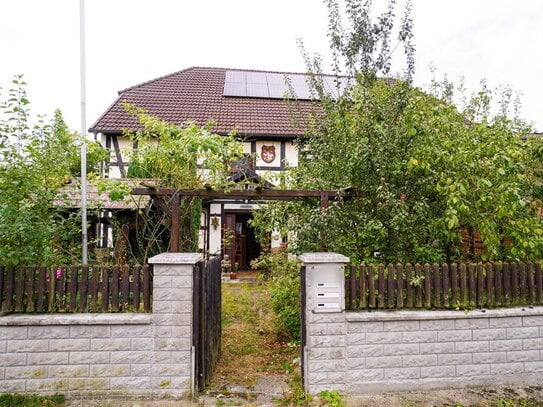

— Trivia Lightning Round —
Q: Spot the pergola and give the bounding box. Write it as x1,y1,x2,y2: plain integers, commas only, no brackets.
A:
132,186,354,252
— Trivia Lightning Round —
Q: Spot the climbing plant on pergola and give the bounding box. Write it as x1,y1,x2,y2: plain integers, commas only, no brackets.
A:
131,186,355,252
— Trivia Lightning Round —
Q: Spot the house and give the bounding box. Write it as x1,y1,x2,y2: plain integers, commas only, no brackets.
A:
90,66,338,268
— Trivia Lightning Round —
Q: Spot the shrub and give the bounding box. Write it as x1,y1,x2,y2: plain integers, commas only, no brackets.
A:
253,251,301,341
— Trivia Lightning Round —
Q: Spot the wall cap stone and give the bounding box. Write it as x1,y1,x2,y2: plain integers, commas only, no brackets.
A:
0,313,152,326
345,306,543,322
148,252,202,265
299,252,350,264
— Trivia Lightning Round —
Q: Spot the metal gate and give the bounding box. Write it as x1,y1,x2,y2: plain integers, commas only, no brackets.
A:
193,255,222,391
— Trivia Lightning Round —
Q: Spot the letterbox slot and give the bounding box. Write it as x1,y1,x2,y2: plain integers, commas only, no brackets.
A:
316,303,340,309
317,293,339,298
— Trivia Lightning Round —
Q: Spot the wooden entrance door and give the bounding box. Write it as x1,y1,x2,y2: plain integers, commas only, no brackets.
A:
222,213,245,271
222,213,258,271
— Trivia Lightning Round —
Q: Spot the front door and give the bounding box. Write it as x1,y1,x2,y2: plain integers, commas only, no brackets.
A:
222,212,260,271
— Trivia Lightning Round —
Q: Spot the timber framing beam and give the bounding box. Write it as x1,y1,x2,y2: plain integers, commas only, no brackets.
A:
131,187,353,202
131,186,356,252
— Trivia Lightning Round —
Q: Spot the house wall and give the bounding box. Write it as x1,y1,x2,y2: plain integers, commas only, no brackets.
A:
101,134,137,179
301,254,543,395
0,253,199,399
97,132,299,258
209,203,223,255
101,134,299,181
284,141,299,167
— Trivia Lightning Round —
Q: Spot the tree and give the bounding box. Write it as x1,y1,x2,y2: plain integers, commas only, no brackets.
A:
251,0,543,263
102,103,245,263
0,75,105,265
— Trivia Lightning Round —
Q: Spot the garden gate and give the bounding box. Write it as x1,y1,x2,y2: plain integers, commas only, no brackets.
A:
132,186,353,391
193,255,222,390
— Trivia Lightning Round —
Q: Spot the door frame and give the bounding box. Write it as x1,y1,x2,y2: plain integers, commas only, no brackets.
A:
221,211,260,271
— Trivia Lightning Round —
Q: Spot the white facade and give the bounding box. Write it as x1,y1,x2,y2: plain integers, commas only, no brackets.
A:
101,134,298,182
98,132,300,268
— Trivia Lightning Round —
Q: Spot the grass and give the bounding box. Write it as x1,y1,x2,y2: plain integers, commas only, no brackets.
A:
211,281,300,389
0,393,64,407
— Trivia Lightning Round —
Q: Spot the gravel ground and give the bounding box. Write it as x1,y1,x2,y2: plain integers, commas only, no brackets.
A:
62,383,543,406
345,384,543,406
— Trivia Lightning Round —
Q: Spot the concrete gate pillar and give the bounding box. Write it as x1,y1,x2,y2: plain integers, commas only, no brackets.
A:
299,252,350,394
148,252,202,396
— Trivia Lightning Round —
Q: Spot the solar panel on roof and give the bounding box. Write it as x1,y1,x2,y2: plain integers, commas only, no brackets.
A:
268,84,289,99
288,74,305,85
266,73,287,85
323,76,340,98
246,71,267,84
225,70,246,83
223,69,347,100
224,81,246,97
326,76,351,98
247,83,269,98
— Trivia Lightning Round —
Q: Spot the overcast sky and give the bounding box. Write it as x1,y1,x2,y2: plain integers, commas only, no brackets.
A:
0,0,541,133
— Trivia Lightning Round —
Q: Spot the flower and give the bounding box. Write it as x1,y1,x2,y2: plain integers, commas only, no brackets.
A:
400,194,406,201
56,268,62,279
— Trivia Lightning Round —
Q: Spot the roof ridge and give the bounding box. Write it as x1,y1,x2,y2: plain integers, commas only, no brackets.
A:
223,67,345,79
117,66,344,95
117,66,220,94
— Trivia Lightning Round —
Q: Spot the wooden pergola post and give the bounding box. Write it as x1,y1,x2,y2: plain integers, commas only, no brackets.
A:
320,191,329,209
170,192,180,252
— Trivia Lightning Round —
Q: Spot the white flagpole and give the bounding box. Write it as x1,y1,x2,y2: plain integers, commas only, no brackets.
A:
80,0,88,265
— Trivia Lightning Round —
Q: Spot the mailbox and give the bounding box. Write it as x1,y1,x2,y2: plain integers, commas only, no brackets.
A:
306,262,345,313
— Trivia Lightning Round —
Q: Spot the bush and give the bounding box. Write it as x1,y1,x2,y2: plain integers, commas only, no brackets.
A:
253,251,301,341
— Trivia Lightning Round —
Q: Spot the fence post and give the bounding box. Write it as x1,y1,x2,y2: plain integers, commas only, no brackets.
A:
299,252,349,394
148,252,202,397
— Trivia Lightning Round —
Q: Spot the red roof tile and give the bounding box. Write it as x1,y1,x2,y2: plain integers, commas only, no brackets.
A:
89,67,321,138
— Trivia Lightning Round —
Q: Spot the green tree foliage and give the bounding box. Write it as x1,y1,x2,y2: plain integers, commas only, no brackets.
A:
318,0,415,80
0,75,105,265
103,103,245,262
123,103,244,189
252,0,543,263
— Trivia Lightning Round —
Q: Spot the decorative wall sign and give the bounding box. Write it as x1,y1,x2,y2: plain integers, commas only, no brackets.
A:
261,145,276,163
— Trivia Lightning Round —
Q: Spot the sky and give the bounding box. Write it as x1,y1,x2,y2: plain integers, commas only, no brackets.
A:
0,0,541,133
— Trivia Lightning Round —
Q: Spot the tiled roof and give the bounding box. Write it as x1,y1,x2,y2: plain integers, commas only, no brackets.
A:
89,67,321,138
57,178,150,210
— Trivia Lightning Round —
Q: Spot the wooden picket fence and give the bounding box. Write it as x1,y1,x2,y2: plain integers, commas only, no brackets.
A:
0,265,152,313
345,262,543,311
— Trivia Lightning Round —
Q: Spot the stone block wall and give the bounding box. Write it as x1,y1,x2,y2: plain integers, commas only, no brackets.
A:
0,314,153,395
301,253,543,395
0,253,200,398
